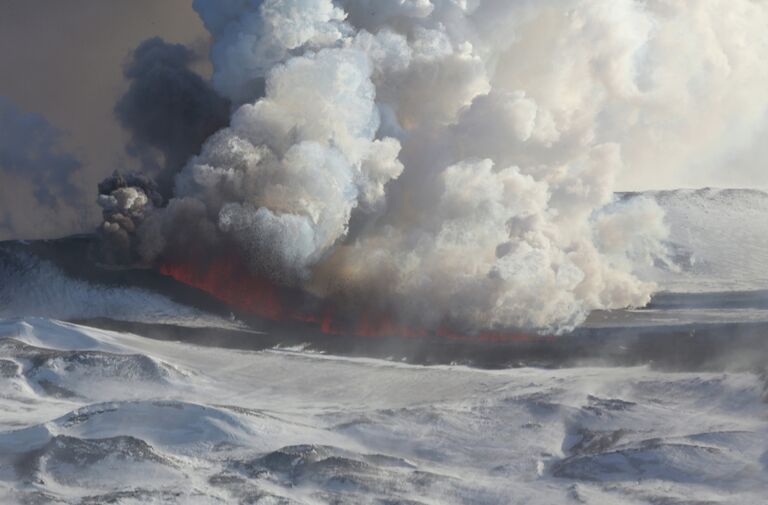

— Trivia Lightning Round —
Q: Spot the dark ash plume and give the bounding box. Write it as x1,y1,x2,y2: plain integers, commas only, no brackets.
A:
114,37,230,197
96,171,163,266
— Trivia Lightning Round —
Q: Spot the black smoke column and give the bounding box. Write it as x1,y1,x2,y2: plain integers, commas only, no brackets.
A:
114,37,230,198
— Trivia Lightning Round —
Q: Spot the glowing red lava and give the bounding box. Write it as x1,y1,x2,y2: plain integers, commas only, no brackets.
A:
158,256,535,343
159,255,284,320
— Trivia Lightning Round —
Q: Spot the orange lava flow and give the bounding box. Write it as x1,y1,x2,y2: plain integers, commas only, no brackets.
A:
158,256,536,343
159,256,284,320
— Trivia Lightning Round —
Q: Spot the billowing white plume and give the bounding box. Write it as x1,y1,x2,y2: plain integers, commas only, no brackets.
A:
127,0,768,332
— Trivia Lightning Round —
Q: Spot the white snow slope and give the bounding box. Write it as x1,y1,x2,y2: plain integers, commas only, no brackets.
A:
0,318,766,504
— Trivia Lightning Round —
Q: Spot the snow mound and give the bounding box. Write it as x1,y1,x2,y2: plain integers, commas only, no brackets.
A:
220,444,457,504
0,400,258,456
14,434,181,490
0,318,127,352
0,337,181,399
553,433,763,485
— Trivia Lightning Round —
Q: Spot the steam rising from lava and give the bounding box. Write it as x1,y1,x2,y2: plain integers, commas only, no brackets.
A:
99,0,768,334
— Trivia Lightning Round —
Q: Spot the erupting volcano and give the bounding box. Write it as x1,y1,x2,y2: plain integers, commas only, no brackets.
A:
94,0,719,338
91,0,768,340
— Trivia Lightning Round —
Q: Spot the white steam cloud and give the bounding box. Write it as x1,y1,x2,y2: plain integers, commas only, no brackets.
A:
114,0,768,332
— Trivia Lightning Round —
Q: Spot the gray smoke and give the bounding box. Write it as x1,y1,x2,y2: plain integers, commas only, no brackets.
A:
96,171,163,265
114,37,230,198
100,0,768,333
0,96,86,241
0,96,81,209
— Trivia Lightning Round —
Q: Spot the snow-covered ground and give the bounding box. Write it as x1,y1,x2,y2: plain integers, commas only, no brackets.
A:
631,188,768,293
0,189,767,504
0,246,243,330
0,318,766,504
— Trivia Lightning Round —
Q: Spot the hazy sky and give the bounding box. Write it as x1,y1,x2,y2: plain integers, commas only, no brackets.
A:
0,0,208,240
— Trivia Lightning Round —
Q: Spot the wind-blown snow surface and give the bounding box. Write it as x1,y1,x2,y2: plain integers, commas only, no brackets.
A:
0,318,766,504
